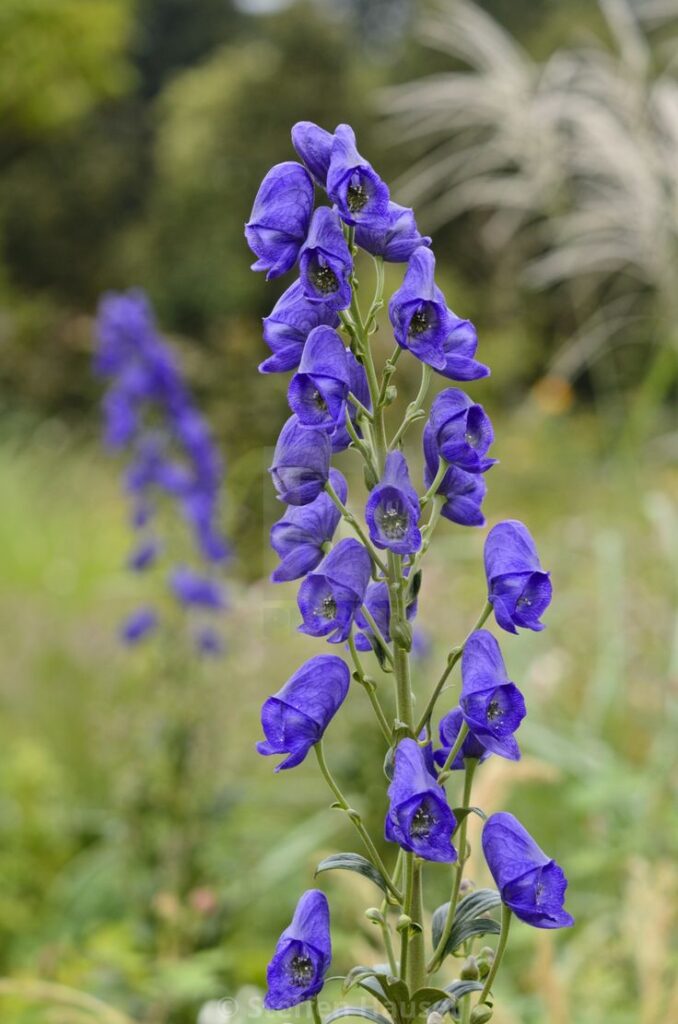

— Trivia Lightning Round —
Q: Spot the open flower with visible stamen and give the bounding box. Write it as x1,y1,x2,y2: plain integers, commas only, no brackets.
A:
483,813,574,929
326,124,390,228
460,631,526,760
365,451,422,555
385,738,458,862
288,326,351,430
297,538,371,643
299,207,353,311
388,247,452,370
264,890,332,1009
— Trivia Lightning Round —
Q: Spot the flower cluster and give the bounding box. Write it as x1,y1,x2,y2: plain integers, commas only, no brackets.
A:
247,122,572,1020
95,290,229,654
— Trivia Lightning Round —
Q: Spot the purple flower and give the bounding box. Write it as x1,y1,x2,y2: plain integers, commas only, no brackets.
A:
423,430,487,526
365,451,422,555
264,889,332,1009
355,202,431,262
292,121,334,186
385,738,457,862
170,567,227,609
95,289,156,376
354,579,418,652
195,626,224,657
460,631,526,760
257,655,350,771
299,207,353,311
388,247,452,370
270,415,331,506
260,280,340,374
484,520,552,634
120,607,157,645
425,389,497,474
439,318,490,382
127,538,160,571
297,538,371,643
270,469,347,583
434,708,492,771
326,124,389,228
245,162,314,280
328,349,371,453
482,813,574,929
288,326,350,429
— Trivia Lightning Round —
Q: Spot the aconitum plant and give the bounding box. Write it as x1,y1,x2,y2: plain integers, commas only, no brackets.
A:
95,290,229,654
247,123,573,1024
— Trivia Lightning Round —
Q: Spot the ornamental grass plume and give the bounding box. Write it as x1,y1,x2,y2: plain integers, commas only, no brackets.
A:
246,121,572,1024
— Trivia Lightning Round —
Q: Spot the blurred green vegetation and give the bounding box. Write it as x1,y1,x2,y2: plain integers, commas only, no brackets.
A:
0,408,676,1023
0,2,676,1023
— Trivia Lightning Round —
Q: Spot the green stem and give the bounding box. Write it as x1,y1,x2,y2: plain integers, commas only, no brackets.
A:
436,723,470,785
377,346,402,406
314,741,401,902
348,390,374,422
407,860,427,996
389,364,432,450
420,457,448,508
311,995,323,1024
427,759,478,973
476,904,512,1007
324,480,388,576
347,634,393,743
415,602,493,735
360,603,395,668
381,917,399,977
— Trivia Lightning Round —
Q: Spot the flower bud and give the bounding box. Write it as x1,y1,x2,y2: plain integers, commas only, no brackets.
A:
383,747,395,781
470,1007,493,1024
396,914,412,933
391,619,413,651
459,878,475,896
460,956,480,981
365,907,385,925
479,946,495,961
384,385,398,406
477,958,491,979
363,464,379,491
427,1013,445,1024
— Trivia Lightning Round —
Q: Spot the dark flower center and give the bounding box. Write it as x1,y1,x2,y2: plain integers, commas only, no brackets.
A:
409,306,430,337
516,595,532,608
487,699,503,722
312,388,328,412
347,179,369,213
377,503,408,539
310,262,339,295
289,954,314,986
410,804,434,838
318,595,337,620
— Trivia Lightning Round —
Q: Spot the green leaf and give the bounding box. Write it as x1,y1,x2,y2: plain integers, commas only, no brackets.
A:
431,889,501,961
343,965,382,994
451,806,487,833
324,1008,393,1024
438,980,485,1019
315,853,390,895
410,987,451,1015
356,977,393,1012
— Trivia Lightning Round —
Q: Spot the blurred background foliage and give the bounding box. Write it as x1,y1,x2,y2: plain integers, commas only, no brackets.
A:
0,1,676,1023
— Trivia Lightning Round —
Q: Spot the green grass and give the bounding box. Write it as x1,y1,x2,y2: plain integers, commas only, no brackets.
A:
0,409,676,1024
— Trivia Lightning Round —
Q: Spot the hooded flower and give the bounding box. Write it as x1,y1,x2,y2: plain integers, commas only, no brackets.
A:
423,433,486,526
482,813,574,929
299,207,353,311
292,121,334,186
460,631,526,760
365,451,422,555
260,280,341,374
484,520,552,634
270,469,347,583
355,201,431,262
440,318,490,382
425,389,497,474
245,162,314,280
326,124,390,228
288,326,350,429
120,607,157,645
170,567,227,609
297,538,371,643
354,579,418,653
388,247,452,370
385,738,457,862
434,707,492,771
257,655,350,770
264,889,332,1009
270,415,331,506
